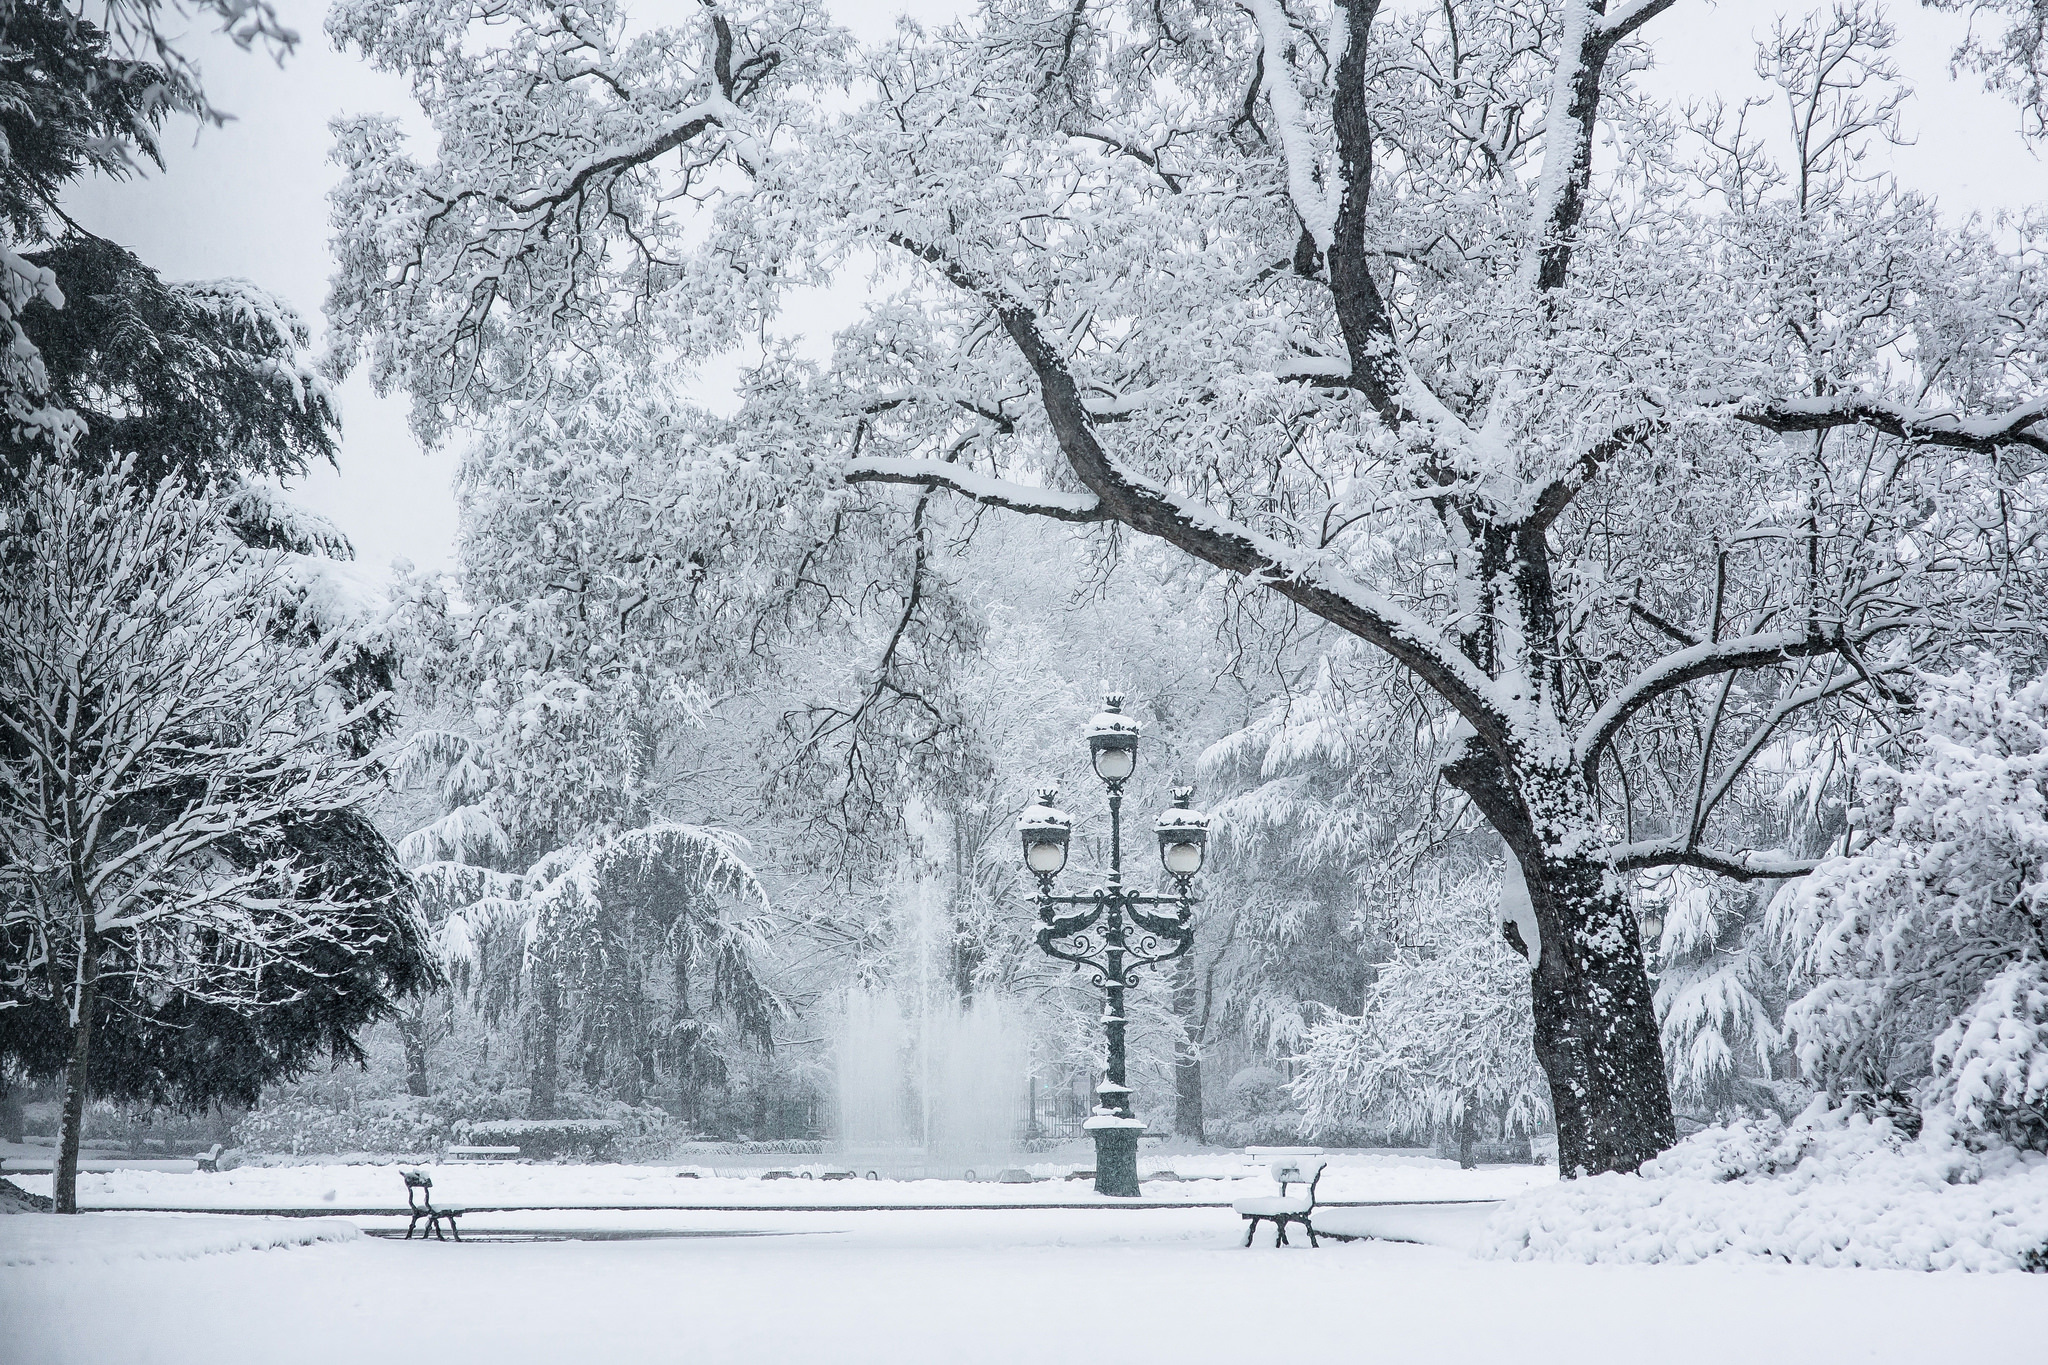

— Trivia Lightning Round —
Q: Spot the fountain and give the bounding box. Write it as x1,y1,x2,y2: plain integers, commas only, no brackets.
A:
834,879,1029,1179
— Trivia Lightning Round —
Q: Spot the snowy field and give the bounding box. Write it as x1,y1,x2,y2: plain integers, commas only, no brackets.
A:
5,1149,1550,1210
6,1203,2047,1365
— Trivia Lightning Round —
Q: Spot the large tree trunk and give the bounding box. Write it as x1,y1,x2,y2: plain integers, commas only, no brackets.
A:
1450,746,1675,1176
398,1009,431,1098
54,925,100,1215
1457,1094,1478,1170
1525,853,1673,1175
1171,955,1205,1143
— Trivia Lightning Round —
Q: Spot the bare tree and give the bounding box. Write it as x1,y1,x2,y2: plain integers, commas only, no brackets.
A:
0,464,398,1211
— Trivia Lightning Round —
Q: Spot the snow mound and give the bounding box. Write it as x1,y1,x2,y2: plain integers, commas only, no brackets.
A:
0,1213,361,1267
1480,1111,2048,1272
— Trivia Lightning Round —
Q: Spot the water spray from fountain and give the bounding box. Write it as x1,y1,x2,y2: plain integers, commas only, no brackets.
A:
834,806,1027,1179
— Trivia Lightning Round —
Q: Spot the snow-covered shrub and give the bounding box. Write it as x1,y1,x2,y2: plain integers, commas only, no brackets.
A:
1207,1114,1307,1148
1777,671,2048,1149
1482,1105,2048,1271
458,1118,625,1161
710,1139,826,1156
1221,1066,1288,1119
235,1098,450,1157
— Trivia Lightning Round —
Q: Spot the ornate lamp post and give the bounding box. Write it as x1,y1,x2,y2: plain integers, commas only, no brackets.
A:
1017,695,1210,1197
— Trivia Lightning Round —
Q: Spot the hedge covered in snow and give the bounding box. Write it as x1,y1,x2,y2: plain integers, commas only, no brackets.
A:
1481,1109,2048,1272
458,1118,624,1161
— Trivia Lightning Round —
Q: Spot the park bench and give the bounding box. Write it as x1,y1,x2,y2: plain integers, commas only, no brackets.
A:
401,1170,464,1241
1232,1157,1326,1248
446,1145,521,1163
195,1144,222,1172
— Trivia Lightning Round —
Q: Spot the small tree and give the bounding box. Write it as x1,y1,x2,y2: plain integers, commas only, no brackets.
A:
1294,871,1550,1165
0,464,398,1211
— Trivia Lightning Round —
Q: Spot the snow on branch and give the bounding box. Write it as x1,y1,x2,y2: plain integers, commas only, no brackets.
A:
506,99,734,216
845,456,1110,522
1599,0,1682,41
1731,393,2048,456
880,232,1511,748
1246,0,1337,251
1575,628,1846,774
1602,840,1819,881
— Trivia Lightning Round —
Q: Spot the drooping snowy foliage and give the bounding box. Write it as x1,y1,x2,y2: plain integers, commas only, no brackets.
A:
1293,870,1549,1149
1778,670,2048,1148
381,381,811,1111
1195,654,1410,1055
14,238,339,484
1647,867,1787,1117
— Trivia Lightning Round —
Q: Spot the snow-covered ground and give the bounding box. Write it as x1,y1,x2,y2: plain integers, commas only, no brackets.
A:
6,1149,1549,1210
1,1212,360,1267
6,1204,2046,1364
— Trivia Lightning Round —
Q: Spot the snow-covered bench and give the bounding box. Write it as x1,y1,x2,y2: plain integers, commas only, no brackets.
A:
401,1170,465,1241
1233,1157,1326,1248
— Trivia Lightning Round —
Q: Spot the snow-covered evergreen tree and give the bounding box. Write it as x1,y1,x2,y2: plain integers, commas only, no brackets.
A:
1778,670,2048,1149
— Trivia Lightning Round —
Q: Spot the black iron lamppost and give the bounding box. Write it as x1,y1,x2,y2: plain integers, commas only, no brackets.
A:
1016,695,1210,1198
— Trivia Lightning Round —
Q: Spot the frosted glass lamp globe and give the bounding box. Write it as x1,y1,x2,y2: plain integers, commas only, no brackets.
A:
1092,744,1136,782
1086,694,1141,784
1026,839,1068,875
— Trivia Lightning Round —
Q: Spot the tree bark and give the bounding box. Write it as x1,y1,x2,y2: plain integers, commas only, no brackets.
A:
1525,853,1674,1175
1171,955,1205,1143
529,967,561,1119
1448,745,1675,1175
398,1009,430,1098
54,923,100,1215
0,1081,23,1144
1457,1095,1478,1170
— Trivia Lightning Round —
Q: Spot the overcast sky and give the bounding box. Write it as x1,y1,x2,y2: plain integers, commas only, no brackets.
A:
68,0,2042,578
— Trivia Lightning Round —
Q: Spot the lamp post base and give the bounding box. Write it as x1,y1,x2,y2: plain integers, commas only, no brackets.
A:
1087,1123,1144,1197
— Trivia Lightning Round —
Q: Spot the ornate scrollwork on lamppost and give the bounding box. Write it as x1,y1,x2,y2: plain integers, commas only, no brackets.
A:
1016,695,1210,1198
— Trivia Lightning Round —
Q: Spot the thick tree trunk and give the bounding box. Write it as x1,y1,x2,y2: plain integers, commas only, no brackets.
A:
1171,955,1205,1143
54,932,100,1215
0,1082,23,1144
1525,854,1674,1175
529,969,561,1119
398,1010,430,1098
1457,1096,1478,1170
1449,747,1675,1175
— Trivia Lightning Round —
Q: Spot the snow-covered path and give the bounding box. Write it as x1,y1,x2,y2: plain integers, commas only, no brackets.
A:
6,1206,2046,1364
5,1149,1552,1211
